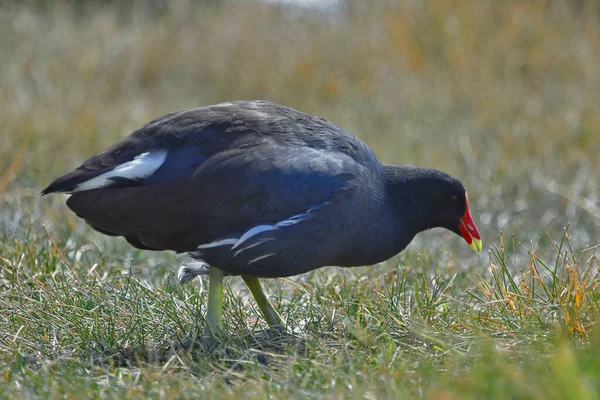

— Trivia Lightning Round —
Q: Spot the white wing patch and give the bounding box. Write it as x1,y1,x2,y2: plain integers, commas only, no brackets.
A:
74,150,168,192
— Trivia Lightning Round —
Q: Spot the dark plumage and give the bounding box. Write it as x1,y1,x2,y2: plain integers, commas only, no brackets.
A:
43,100,482,341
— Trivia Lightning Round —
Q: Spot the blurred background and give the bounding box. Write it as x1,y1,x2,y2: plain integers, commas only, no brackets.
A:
1,0,598,275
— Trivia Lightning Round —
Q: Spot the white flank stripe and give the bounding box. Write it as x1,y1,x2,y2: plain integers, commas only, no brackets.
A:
74,150,168,192
275,213,307,227
232,225,276,250
247,253,276,265
233,237,275,257
197,203,326,258
197,238,238,249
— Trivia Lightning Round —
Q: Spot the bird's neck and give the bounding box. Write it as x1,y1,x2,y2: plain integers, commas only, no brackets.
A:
338,165,429,266
383,165,439,235
368,165,448,261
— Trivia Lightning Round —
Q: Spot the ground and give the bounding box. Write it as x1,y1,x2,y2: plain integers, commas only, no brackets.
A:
1,1,599,398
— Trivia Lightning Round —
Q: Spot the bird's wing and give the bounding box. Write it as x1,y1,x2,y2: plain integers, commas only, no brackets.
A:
44,102,377,251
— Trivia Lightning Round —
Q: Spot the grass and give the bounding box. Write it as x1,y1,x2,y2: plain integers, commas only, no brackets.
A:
1,0,600,398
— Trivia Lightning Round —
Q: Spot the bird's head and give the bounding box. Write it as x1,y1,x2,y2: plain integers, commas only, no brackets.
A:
426,174,482,254
401,168,483,254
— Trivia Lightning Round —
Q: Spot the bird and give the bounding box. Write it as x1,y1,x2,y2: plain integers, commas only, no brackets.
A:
42,100,482,344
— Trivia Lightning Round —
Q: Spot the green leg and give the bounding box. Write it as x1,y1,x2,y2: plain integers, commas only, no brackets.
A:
204,267,227,345
242,275,285,328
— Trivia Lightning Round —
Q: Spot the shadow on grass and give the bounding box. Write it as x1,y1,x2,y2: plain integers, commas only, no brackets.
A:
90,327,306,370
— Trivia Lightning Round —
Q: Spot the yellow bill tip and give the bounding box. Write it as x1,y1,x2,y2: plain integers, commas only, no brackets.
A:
469,238,483,254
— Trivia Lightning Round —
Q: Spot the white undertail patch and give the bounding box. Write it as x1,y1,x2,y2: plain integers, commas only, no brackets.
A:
74,150,168,192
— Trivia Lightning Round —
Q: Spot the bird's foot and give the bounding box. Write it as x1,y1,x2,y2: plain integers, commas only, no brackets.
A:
177,259,210,284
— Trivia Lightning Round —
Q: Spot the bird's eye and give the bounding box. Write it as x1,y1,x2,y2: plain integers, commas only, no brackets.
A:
451,195,458,202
